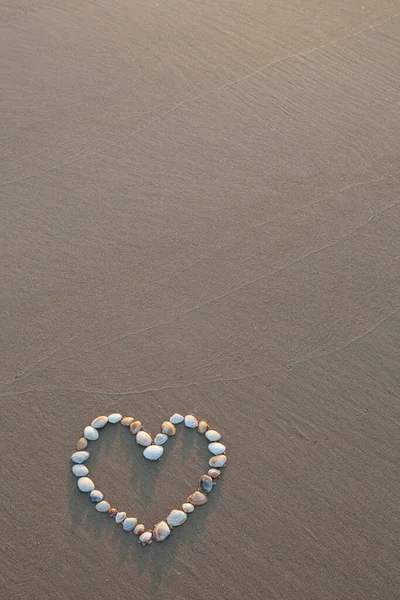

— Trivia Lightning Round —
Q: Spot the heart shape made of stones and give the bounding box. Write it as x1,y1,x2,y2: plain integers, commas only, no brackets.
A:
71,412,227,545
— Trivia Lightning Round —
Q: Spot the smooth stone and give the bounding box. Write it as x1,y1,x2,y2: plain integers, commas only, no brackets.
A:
129,420,142,435
84,426,99,441
184,415,198,428
182,503,195,513
77,477,95,492
205,430,221,442
115,511,126,524
121,416,134,426
91,415,108,429
71,451,90,464
153,521,171,542
166,510,187,527
108,413,122,423
95,500,111,512
161,421,176,436
90,490,103,502
197,420,209,434
76,437,88,450
72,464,89,477
138,531,152,545
199,474,213,494
170,413,184,424
143,445,164,461
122,517,138,531
154,433,168,445
136,431,152,447
208,442,226,455
209,454,227,468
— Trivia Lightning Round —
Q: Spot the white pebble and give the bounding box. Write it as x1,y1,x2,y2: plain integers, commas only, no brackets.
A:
72,464,89,477
154,433,168,445
108,413,122,423
143,445,164,461
77,477,95,492
122,517,138,531
208,442,226,455
136,431,152,447
205,429,221,442
182,503,195,513
170,413,184,424
71,451,90,464
184,415,198,428
95,500,111,512
138,531,152,545
91,415,108,429
84,426,99,441
209,454,227,468
90,490,103,502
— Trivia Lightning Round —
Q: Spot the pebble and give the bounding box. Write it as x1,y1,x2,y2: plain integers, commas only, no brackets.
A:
208,468,221,479
71,450,90,464
91,416,108,429
95,500,111,512
84,426,99,441
161,421,176,436
154,433,168,445
205,430,221,442
115,511,126,524
184,415,198,428
138,531,152,545
90,490,103,502
122,517,138,532
197,420,209,434
72,464,89,477
136,431,152,447
187,491,208,506
77,477,95,492
129,420,142,434
182,502,195,513
143,445,164,461
170,413,184,424
121,416,134,426
199,474,213,494
153,521,171,542
108,413,122,423
208,442,226,455
166,510,187,527
209,454,227,468
108,508,118,518
76,437,88,450
134,524,145,535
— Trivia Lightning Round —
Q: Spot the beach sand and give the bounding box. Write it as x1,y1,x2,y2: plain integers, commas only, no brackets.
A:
1,1,399,598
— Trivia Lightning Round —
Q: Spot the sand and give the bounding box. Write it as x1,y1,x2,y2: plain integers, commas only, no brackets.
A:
1,1,399,598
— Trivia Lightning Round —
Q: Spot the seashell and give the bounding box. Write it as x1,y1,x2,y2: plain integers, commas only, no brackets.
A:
184,415,198,428
138,531,152,545
121,416,134,426
182,502,195,513
199,474,213,494
129,420,142,434
134,524,145,535
166,510,187,527
108,508,118,518
108,413,122,423
187,491,208,506
136,431,152,447
72,464,89,477
209,454,227,468
154,433,168,445
208,442,226,455
77,477,95,492
153,521,171,542
122,517,138,532
91,416,108,429
170,413,184,424
76,437,88,450
90,490,103,502
161,421,176,436
84,426,99,441
95,500,111,512
143,445,164,461
71,450,90,464
205,429,221,442
197,420,209,434
208,468,221,479
115,511,126,524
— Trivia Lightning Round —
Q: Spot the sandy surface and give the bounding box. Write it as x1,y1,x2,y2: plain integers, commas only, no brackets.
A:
1,1,400,598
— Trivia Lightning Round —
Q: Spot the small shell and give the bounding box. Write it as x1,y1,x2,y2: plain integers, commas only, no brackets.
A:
108,508,118,518
91,416,108,429
197,420,209,434
108,413,122,423
72,464,89,477
187,491,208,506
143,445,164,461
209,454,227,468
170,413,184,424
199,474,213,494
153,521,171,542
122,517,138,531
76,437,88,450
205,429,221,442
208,468,221,479
115,511,126,524
136,431,152,447
77,477,95,492
161,421,176,436
154,433,168,445
184,415,198,428
129,420,142,435
182,502,195,513
138,531,152,545
167,510,187,527
84,425,99,441
208,442,226,455
71,451,90,464
121,416,134,426
134,524,145,535
90,490,103,502
95,500,111,512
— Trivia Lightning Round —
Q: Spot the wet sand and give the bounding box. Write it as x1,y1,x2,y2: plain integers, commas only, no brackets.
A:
1,1,400,598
